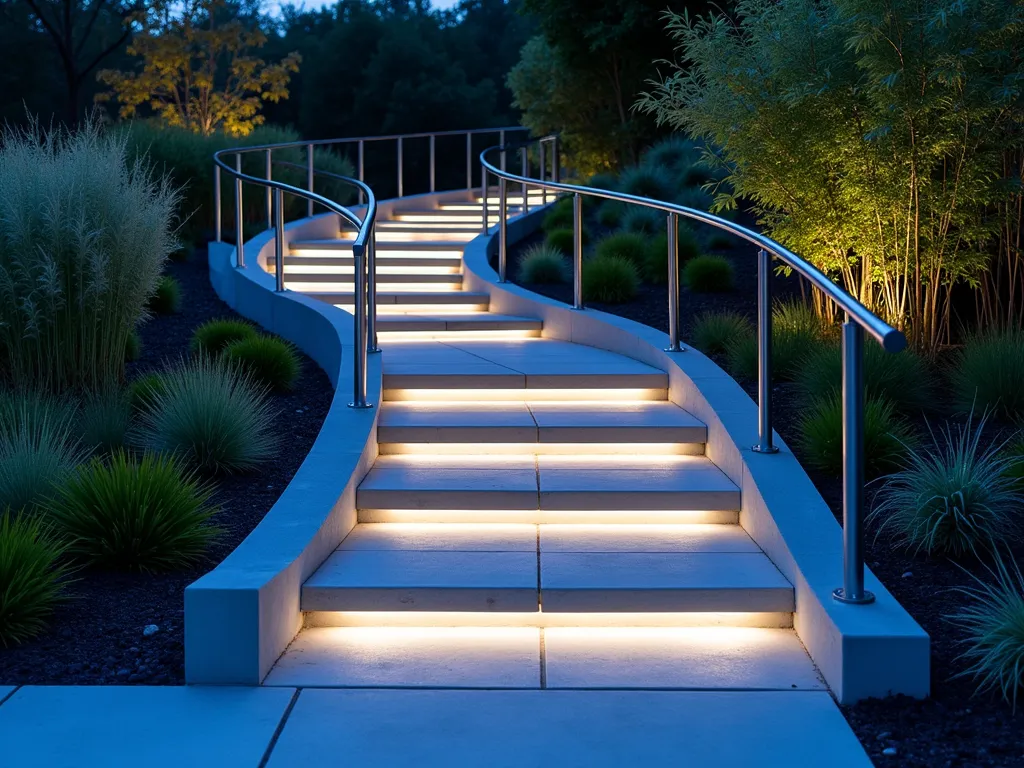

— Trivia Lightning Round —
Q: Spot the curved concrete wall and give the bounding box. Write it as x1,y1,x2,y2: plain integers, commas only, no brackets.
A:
462,214,929,705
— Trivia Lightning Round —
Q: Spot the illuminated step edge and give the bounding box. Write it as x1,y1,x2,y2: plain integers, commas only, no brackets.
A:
276,272,462,284
290,239,467,252
383,388,668,402
358,509,739,525
283,256,463,269
381,371,669,391
379,442,704,456
304,291,488,307
303,610,793,629
377,329,542,342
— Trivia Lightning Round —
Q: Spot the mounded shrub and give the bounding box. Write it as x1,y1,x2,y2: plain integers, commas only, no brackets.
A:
0,394,83,513
617,165,677,201
545,227,589,256
621,205,664,235
586,172,619,191
641,135,701,179
128,373,168,413
224,335,301,393
46,451,220,573
798,395,912,479
947,552,1024,709
597,200,626,229
582,256,639,304
190,319,259,357
683,254,734,293
679,187,713,211
541,197,574,233
951,329,1024,422
727,302,830,383
138,356,277,474
77,391,134,455
0,511,69,647
595,232,649,269
870,414,1023,558
797,343,933,413
517,244,569,284
0,120,178,393
644,226,700,285
691,312,753,357
148,275,181,315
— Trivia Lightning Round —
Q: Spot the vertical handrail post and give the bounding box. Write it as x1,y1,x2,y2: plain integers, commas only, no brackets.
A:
429,134,436,193
572,193,583,309
481,168,490,233
306,143,314,218
539,141,547,205
358,140,365,205
265,149,273,229
498,176,508,282
521,148,529,215
466,132,473,190
349,242,371,409
753,249,778,453
274,188,285,293
214,164,222,242
397,137,404,198
500,130,506,170
665,213,683,351
367,223,378,353
834,320,875,604
553,137,560,184
234,153,245,268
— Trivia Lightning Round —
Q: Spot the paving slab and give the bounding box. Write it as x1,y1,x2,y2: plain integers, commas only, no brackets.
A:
378,402,537,443
0,685,293,768
543,627,825,691
339,523,537,551
357,462,539,510
541,551,794,612
539,523,761,553
528,401,706,443
266,688,870,767
263,627,541,688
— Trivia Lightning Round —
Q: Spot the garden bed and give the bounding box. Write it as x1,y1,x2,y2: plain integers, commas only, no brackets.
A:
0,251,334,686
508,231,1024,767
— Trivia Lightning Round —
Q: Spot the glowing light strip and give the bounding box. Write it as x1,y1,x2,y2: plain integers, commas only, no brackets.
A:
292,282,462,293
282,265,460,275
378,442,702,456
376,330,540,342
305,612,793,629
382,388,668,402
358,509,739,524
289,249,464,259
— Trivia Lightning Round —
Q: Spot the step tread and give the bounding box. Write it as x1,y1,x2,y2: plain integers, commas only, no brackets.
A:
378,401,707,444
291,239,469,250
284,256,464,268
376,313,542,332
282,272,463,284
307,291,488,306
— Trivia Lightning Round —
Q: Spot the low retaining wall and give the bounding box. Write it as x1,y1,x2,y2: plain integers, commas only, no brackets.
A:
461,216,930,705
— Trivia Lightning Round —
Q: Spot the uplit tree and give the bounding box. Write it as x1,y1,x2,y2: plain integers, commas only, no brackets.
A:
98,0,300,136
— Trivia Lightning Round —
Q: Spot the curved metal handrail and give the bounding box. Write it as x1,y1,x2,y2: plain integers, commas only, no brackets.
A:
481,135,897,608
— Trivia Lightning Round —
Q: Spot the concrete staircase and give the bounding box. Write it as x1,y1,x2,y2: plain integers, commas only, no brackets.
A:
263,194,824,693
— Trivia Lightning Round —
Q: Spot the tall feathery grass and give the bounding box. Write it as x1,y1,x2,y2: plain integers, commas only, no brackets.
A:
0,119,180,393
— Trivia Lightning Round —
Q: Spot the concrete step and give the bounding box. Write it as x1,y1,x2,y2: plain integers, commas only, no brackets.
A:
301,523,793,615
291,239,467,253
355,455,741,523
376,313,543,339
343,229,479,243
280,272,463,286
380,339,669,395
377,401,707,452
283,255,463,270
307,291,489,309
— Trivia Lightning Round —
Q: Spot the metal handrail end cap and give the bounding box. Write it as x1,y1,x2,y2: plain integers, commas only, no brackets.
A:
348,402,375,410
832,588,876,605
751,444,780,454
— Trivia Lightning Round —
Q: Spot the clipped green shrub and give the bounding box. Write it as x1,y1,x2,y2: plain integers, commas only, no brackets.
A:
138,356,277,474
618,165,676,201
541,197,574,233
621,205,663,235
517,244,569,284
125,328,142,362
597,200,626,229
0,396,83,513
595,232,649,269
947,552,1024,710
224,335,301,393
951,329,1024,421
684,255,734,293
190,319,259,357
128,373,168,414
545,227,589,256
798,395,912,479
0,511,69,647
870,414,1023,558
691,312,753,357
797,343,932,413
582,256,639,304
644,226,701,285
47,451,220,573
148,275,181,315
0,121,178,393
78,391,133,454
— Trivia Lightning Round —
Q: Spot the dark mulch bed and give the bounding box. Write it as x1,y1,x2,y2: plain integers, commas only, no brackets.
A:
0,250,334,687
507,225,1024,766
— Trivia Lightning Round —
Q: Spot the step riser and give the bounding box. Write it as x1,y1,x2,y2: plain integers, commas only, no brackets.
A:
378,442,704,456
277,273,462,284
382,373,670,391
383,388,668,402
310,294,488,308
303,610,794,629
356,490,741,512
358,510,740,524
283,257,463,269
376,426,707,447
378,330,543,342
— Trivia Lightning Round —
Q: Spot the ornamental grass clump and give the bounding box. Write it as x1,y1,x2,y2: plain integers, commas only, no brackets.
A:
190,319,259,356
691,312,753,357
0,510,70,647
617,165,677,201
798,395,911,478
148,275,181,315
0,393,84,513
77,391,134,454
797,343,933,414
224,335,301,393
545,227,589,256
597,201,626,228
0,120,179,393
951,329,1024,422
683,254,734,292
46,451,220,573
644,227,700,284
517,243,569,284
128,373,168,414
621,205,663,235
727,300,831,382
582,256,639,304
595,232,649,269
641,135,702,180
138,356,277,474
869,413,1024,559
541,197,574,233
947,552,1024,711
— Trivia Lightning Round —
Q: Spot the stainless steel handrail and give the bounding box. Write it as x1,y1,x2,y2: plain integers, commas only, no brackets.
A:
481,136,906,607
